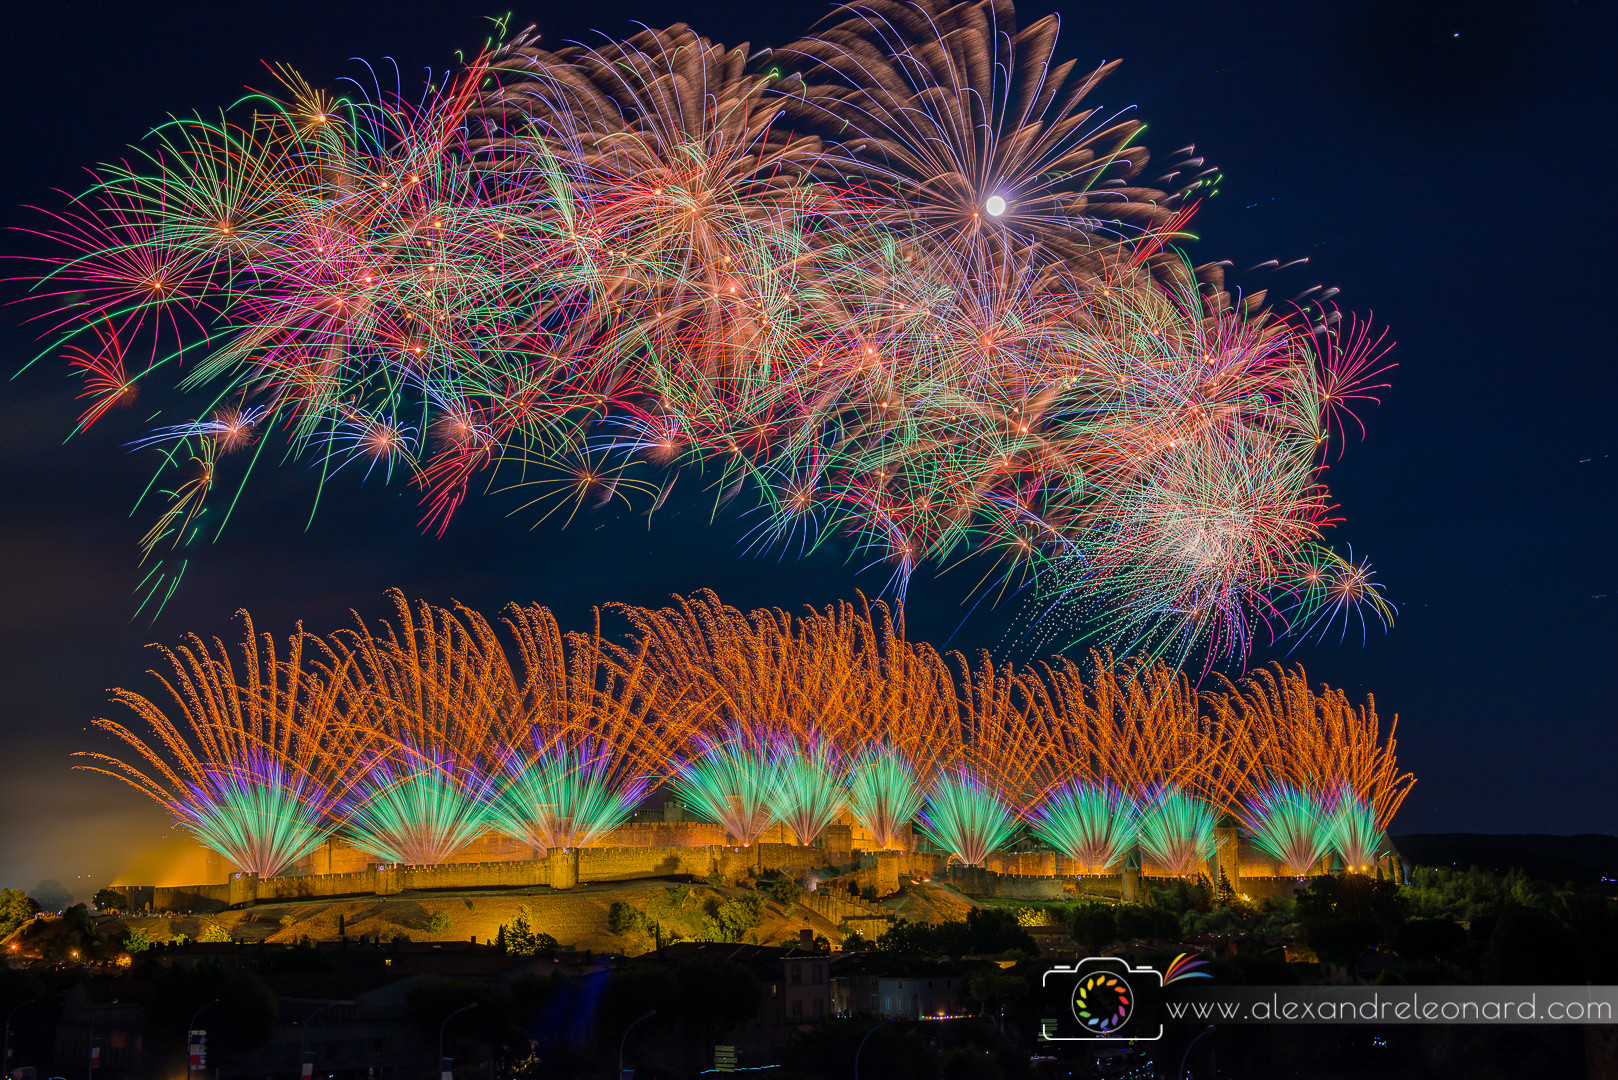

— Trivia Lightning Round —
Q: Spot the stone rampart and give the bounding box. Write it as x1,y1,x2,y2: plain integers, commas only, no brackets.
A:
984,851,1059,877
949,866,1069,900
1232,875,1306,901
397,859,549,892
255,870,380,902
756,843,852,877
577,844,714,881
597,821,731,849
151,883,231,912
145,824,1337,909
801,889,894,928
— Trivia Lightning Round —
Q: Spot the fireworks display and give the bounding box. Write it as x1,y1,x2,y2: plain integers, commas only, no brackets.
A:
767,736,850,846
75,615,379,878
1325,785,1386,873
1027,780,1139,873
489,738,651,852
668,729,781,847
916,767,1023,868
845,743,926,851
1135,784,1221,879
18,0,1393,663
83,590,1412,874
1238,782,1333,878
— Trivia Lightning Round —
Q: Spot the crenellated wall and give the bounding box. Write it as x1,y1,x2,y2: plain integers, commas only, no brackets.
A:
151,882,230,911
143,827,1351,912
256,869,382,901
578,845,712,881
598,821,732,849
949,866,1069,900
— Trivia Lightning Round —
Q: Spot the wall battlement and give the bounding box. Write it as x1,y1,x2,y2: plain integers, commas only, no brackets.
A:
137,833,1393,913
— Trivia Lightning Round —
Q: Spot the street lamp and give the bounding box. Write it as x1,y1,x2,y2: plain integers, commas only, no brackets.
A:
297,1000,351,1078
4,999,37,1078
437,1002,478,1080
1179,1024,1216,1080
184,999,220,1080
853,1018,896,1080
617,1009,657,1078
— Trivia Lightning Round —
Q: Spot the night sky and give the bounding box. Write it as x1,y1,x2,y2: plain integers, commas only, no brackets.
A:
1,0,1612,895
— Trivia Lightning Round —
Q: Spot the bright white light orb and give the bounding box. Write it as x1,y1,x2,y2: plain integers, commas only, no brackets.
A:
984,195,1007,217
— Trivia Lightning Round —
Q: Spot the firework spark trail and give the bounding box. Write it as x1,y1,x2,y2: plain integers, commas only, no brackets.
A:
767,734,849,846
1207,662,1414,829
1325,784,1386,873
1237,781,1333,877
1027,780,1139,873
669,727,782,846
916,766,1022,868
1136,783,1221,878
845,743,926,850
488,738,651,851
74,614,378,877
17,2,1393,665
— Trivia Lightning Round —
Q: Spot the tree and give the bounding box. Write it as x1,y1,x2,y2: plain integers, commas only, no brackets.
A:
1113,904,1180,942
966,970,1029,1030
1068,903,1117,952
761,874,804,912
1482,907,1578,984
1306,916,1383,974
1393,917,1467,964
92,889,127,912
963,908,1037,955
28,881,70,912
48,904,103,960
713,894,764,942
502,907,558,957
121,927,155,953
1296,873,1408,974
608,901,648,936
0,891,40,937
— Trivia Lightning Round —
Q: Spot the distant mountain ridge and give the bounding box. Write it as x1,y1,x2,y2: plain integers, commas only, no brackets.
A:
1392,833,1618,883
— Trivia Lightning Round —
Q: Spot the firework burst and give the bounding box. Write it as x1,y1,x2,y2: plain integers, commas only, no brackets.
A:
1325,785,1386,873
17,2,1392,665
845,743,926,850
767,736,849,846
1027,781,1139,873
1238,781,1332,877
916,767,1021,867
81,591,1416,875
75,614,375,878
669,729,781,846
1136,784,1220,878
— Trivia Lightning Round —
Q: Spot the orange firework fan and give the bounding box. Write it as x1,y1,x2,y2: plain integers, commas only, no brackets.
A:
81,591,1416,874
75,614,377,878
1207,662,1414,830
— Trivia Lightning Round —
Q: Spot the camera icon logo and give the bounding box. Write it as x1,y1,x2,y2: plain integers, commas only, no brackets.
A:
1073,967,1134,1033
1041,957,1165,1042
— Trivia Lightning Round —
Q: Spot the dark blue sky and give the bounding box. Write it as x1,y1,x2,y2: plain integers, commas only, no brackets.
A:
1,0,1612,892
